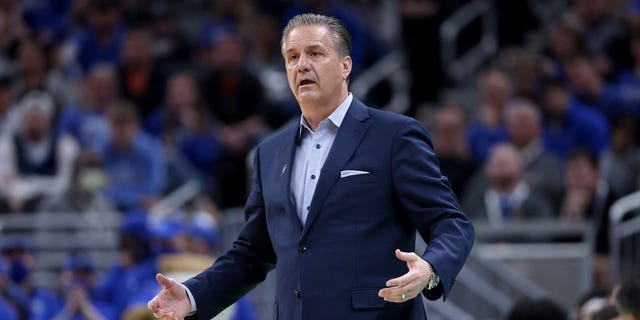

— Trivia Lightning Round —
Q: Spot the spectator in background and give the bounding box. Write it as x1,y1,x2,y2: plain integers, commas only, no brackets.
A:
73,0,125,73
100,100,165,212
0,0,28,62
542,15,584,82
565,54,640,119
200,30,267,208
504,98,564,212
600,116,640,199
14,37,72,105
57,63,118,152
608,31,640,117
38,150,114,213
1,237,60,320
616,277,640,320
462,143,554,224
0,261,18,320
400,0,451,111
560,149,615,290
467,68,512,164
0,74,20,135
95,212,158,319
52,253,116,320
567,0,630,76
117,25,167,121
419,103,476,198
145,71,223,198
539,78,610,158
0,91,79,213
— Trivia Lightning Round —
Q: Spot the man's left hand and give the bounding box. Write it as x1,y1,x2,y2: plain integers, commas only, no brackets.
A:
378,249,431,303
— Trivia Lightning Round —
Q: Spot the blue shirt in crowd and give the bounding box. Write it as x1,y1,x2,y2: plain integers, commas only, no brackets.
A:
100,132,166,210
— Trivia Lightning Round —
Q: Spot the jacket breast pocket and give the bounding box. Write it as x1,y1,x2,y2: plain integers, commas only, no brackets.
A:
335,172,378,190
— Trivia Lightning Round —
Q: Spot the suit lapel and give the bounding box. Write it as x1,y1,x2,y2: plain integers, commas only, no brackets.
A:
302,99,370,236
278,125,304,233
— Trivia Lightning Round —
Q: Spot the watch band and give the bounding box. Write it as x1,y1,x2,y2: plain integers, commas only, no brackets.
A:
426,263,440,290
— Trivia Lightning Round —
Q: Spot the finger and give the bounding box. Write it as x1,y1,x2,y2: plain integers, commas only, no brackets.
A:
156,273,177,289
395,249,418,263
385,271,419,287
378,287,411,303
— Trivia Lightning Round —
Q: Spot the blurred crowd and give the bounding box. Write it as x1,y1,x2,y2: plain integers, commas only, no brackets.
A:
0,0,639,319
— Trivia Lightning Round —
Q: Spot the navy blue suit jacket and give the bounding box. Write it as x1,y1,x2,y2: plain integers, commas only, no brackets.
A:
184,98,474,320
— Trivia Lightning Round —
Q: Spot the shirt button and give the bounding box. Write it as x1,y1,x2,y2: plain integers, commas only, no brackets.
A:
294,290,301,298
299,245,307,252
311,174,316,179
315,144,321,149
306,206,310,210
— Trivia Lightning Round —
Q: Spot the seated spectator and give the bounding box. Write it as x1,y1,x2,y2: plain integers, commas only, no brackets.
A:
95,211,158,318
117,25,167,121
38,150,114,213
144,71,223,197
0,261,18,320
419,103,476,198
0,74,20,135
467,68,512,164
0,91,79,213
600,116,640,199
461,143,554,224
504,98,564,211
52,254,116,320
560,149,615,289
73,0,125,73
57,63,118,152
100,100,165,212
565,55,640,119
200,30,268,207
540,78,610,158
14,37,74,106
506,297,568,320
615,277,640,320
1,237,60,320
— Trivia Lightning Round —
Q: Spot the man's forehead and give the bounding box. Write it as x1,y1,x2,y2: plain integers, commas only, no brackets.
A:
285,25,330,48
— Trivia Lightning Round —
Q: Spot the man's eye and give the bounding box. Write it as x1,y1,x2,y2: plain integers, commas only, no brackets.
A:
289,55,298,62
312,52,320,56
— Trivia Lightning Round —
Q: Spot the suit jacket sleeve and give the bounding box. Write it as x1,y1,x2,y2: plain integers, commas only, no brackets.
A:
183,147,276,319
391,118,475,301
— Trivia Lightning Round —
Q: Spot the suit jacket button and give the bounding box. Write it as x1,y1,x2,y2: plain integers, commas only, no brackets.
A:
299,245,307,252
294,290,301,298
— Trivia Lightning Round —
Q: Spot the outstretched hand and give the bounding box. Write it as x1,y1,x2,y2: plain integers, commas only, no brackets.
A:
378,249,432,303
147,273,191,320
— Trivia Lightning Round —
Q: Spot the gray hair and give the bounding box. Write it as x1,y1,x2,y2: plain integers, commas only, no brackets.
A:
281,13,352,59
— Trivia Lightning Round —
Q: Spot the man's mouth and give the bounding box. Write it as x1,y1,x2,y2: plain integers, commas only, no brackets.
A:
299,79,315,87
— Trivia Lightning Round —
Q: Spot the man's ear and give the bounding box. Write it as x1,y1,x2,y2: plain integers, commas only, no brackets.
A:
342,55,352,81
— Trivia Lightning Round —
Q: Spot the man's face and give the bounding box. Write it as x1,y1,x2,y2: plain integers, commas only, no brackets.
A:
283,25,351,107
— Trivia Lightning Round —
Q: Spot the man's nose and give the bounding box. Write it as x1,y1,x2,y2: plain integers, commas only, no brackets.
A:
297,55,310,72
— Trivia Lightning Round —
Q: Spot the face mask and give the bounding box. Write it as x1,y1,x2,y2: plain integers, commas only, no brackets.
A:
78,168,106,192
9,260,30,284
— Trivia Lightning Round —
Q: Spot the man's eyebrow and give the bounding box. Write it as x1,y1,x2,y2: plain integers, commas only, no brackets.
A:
305,44,324,51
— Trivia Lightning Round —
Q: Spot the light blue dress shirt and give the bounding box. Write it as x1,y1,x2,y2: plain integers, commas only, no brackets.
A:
186,93,353,314
291,93,353,224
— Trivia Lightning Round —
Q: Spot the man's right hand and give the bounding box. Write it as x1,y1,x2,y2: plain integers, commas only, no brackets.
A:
147,273,191,320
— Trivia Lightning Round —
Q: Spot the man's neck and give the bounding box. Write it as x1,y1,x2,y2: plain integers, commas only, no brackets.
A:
300,91,348,131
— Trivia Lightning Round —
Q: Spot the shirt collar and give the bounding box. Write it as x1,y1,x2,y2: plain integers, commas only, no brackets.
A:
298,93,353,138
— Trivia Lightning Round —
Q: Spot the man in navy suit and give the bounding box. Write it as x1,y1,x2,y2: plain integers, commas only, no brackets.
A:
148,13,474,320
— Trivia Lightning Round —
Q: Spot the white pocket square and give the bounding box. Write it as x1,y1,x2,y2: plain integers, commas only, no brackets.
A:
340,170,370,178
